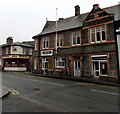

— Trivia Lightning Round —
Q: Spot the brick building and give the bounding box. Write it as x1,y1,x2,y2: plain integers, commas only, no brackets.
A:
33,4,120,79
0,37,34,71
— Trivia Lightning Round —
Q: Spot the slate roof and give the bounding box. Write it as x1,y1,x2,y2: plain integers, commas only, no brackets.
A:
1,42,34,48
33,4,120,38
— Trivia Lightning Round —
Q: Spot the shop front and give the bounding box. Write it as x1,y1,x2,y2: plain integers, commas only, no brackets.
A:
2,55,29,71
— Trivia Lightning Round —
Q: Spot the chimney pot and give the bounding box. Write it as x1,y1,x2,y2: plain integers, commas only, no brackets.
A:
6,37,13,44
59,18,64,20
93,4,99,9
75,5,80,16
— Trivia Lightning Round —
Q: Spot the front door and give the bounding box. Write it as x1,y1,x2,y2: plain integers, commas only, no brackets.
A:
42,58,48,74
74,60,80,76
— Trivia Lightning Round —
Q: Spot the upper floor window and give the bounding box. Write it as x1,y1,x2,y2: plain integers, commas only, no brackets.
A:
42,37,49,49
72,31,80,46
90,25,106,43
6,47,9,54
57,34,63,47
35,39,38,50
29,48,32,55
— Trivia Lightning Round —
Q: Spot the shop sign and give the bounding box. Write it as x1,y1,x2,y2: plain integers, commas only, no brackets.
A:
41,50,53,56
2,55,29,59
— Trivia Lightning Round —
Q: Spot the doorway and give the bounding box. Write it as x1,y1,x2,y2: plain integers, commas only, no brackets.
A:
42,58,48,74
74,60,81,76
92,61,107,76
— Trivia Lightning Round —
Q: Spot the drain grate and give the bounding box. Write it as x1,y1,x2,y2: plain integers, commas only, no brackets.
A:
33,88,41,91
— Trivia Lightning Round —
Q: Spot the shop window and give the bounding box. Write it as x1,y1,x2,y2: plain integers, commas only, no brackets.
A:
12,60,17,66
5,60,11,67
90,25,106,43
55,58,65,68
72,31,81,46
19,60,26,67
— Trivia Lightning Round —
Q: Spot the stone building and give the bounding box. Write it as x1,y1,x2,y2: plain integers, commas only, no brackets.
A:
0,37,34,71
33,4,120,79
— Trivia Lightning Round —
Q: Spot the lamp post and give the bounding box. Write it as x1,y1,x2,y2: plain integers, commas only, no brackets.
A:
115,20,120,83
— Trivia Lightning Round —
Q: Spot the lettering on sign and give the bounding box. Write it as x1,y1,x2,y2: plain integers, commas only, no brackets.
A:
2,55,29,59
41,50,53,56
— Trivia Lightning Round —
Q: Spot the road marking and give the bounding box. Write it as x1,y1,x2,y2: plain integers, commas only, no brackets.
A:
37,80,65,86
19,95,66,112
3,86,19,95
29,75,51,80
74,82,95,85
91,89,120,96
98,85,119,89
10,89,19,95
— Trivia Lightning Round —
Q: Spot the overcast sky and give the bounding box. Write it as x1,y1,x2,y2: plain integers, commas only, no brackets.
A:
0,0,119,44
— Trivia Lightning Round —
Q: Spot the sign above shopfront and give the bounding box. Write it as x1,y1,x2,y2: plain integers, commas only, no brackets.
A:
2,55,29,59
41,50,53,56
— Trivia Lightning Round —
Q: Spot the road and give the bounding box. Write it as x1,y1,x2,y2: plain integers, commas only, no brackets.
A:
2,72,120,112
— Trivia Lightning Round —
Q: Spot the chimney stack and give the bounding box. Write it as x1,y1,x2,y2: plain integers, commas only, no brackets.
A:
93,4,99,9
75,5,80,16
6,37,13,44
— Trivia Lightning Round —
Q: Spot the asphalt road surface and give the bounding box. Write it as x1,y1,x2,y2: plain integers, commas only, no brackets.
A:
2,72,120,113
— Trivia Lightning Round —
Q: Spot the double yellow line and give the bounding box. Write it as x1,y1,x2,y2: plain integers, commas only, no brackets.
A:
3,86,19,95
10,89,19,95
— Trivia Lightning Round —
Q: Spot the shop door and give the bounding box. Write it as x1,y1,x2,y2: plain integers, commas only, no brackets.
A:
74,60,81,76
42,59,48,74
92,61,107,76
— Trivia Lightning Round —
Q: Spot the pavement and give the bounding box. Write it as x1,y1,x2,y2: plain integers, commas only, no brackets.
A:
0,86,10,98
23,72,120,87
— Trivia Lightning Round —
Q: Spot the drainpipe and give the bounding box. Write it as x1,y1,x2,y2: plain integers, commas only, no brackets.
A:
55,8,58,54
38,38,40,73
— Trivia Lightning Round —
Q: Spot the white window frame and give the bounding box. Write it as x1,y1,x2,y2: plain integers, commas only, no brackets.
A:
42,58,48,70
6,47,9,54
42,37,49,49
90,25,106,43
55,58,65,68
57,34,63,48
92,55,108,76
35,39,38,50
34,59,37,70
90,27,95,43
29,48,32,55
72,31,81,46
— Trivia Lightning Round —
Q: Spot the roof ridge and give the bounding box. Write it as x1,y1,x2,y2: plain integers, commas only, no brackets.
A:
103,4,119,10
